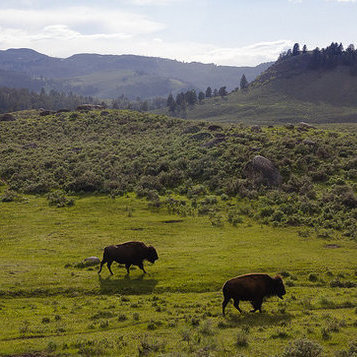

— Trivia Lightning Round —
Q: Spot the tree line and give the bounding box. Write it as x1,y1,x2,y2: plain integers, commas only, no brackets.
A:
0,87,169,114
166,74,249,115
0,87,101,114
279,42,357,72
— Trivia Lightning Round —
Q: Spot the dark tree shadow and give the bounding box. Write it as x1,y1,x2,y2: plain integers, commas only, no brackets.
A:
98,274,158,295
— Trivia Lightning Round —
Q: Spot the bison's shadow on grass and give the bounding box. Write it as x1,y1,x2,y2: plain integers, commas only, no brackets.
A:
98,273,158,295
224,310,293,328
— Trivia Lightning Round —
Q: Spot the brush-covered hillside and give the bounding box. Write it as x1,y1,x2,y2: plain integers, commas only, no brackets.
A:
1,109,356,237
184,43,357,124
0,48,271,99
1,109,357,356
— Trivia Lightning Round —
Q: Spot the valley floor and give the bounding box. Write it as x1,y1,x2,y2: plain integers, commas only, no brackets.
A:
0,195,356,356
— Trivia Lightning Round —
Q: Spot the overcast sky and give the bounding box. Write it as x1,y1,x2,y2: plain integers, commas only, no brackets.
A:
0,0,356,66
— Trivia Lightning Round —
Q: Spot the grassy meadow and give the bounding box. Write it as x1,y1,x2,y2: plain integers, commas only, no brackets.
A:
185,88,357,125
1,193,356,356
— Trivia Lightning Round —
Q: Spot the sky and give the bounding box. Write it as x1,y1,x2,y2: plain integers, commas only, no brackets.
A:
0,0,356,67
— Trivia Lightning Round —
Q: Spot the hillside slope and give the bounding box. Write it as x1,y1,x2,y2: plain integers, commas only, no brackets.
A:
0,48,271,99
185,51,357,124
0,109,356,236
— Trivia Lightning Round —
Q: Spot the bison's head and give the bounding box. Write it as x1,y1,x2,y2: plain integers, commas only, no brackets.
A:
146,246,158,264
273,275,286,299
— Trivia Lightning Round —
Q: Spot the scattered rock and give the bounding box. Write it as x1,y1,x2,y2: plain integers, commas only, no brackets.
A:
203,137,226,148
251,125,262,133
299,122,316,130
0,113,16,121
208,124,223,131
76,104,104,111
285,123,295,130
83,257,100,266
183,125,200,134
39,110,55,116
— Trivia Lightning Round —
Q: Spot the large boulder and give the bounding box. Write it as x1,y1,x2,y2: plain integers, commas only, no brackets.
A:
76,104,104,111
39,110,55,116
298,122,316,130
244,155,282,187
0,113,15,121
83,256,100,266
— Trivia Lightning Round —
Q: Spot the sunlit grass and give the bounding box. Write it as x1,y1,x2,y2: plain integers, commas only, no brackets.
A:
0,195,356,356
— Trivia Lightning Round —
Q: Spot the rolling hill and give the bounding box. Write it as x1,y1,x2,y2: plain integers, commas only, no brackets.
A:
0,48,271,99
184,47,357,124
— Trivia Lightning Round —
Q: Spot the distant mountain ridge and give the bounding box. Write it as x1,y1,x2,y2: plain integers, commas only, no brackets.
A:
0,48,272,99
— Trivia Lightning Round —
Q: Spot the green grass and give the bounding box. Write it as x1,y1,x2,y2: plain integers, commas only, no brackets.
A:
176,56,357,124
185,88,357,124
1,194,356,356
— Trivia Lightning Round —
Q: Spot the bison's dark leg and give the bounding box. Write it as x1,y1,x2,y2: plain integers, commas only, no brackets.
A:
250,299,263,313
125,264,131,275
138,262,146,274
98,260,105,274
107,261,114,275
222,296,230,316
233,299,242,313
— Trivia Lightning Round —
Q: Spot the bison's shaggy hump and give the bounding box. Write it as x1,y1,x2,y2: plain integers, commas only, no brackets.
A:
222,273,286,315
244,155,282,187
98,241,158,276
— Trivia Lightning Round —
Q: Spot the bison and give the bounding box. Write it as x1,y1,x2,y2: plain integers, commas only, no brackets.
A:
98,241,158,275
222,273,286,315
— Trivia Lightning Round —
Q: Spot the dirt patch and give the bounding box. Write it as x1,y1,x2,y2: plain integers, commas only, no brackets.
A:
324,244,341,249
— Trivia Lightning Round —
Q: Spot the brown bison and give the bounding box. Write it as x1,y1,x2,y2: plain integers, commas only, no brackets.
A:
222,273,286,315
98,241,158,275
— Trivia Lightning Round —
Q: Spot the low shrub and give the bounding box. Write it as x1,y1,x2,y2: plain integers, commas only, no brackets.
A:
47,190,75,207
280,338,323,357
1,189,20,202
235,331,249,347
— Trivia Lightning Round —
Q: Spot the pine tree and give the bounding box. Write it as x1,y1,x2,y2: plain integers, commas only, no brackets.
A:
218,86,227,97
240,74,249,91
167,93,176,112
198,91,205,103
205,87,212,98
292,43,300,56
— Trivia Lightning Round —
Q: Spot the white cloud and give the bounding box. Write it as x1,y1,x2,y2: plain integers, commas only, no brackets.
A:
188,40,293,66
129,0,185,5
1,26,292,66
0,6,291,66
0,7,165,35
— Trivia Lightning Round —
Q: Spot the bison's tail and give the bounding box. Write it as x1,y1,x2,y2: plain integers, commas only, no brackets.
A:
222,281,231,297
101,247,109,261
